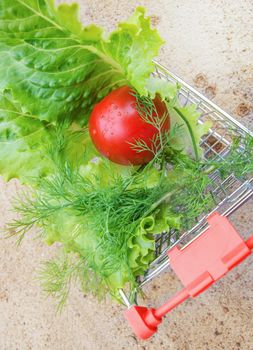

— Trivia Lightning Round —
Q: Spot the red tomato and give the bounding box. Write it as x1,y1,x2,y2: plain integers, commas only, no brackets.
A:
89,86,170,165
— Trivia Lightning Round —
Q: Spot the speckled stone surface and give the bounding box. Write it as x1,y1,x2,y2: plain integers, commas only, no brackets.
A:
0,1,253,349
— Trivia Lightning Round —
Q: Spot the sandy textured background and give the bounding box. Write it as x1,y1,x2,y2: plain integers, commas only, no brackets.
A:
1,0,253,349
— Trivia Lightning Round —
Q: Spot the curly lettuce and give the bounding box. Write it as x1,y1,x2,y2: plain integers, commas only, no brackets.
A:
0,90,54,181
0,1,163,124
0,90,94,182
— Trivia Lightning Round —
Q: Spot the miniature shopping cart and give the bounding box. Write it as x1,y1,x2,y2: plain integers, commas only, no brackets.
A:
120,62,253,340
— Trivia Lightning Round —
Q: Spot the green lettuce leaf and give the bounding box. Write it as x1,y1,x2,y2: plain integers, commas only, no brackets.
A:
0,1,163,124
128,214,168,276
0,90,95,183
0,90,54,182
145,76,179,100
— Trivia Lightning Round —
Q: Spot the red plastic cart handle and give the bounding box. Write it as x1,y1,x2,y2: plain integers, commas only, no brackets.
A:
125,212,253,340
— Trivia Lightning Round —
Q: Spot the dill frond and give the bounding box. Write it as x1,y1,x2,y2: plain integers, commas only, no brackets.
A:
8,129,253,305
39,253,86,311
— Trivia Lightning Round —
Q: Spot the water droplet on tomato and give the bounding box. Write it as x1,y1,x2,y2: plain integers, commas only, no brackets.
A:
92,129,97,135
112,104,118,110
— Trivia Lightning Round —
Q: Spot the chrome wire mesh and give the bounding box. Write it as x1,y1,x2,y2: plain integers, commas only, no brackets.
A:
135,63,253,287
119,64,253,305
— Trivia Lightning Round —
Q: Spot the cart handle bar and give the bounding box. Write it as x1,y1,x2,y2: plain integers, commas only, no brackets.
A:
125,212,253,340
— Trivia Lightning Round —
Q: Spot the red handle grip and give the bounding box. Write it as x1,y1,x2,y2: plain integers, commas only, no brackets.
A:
125,213,253,340
246,236,253,249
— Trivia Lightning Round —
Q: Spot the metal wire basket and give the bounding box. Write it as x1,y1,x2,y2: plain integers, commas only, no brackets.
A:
120,62,253,339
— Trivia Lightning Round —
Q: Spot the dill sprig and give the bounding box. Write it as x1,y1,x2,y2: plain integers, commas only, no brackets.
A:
128,91,176,166
7,160,178,302
7,127,253,306
39,254,85,311
205,135,253,179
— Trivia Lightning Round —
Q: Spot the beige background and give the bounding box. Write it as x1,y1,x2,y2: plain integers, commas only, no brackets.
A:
1,0,253,349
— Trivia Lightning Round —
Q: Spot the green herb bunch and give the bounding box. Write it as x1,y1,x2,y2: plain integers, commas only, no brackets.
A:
1,1,253,308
